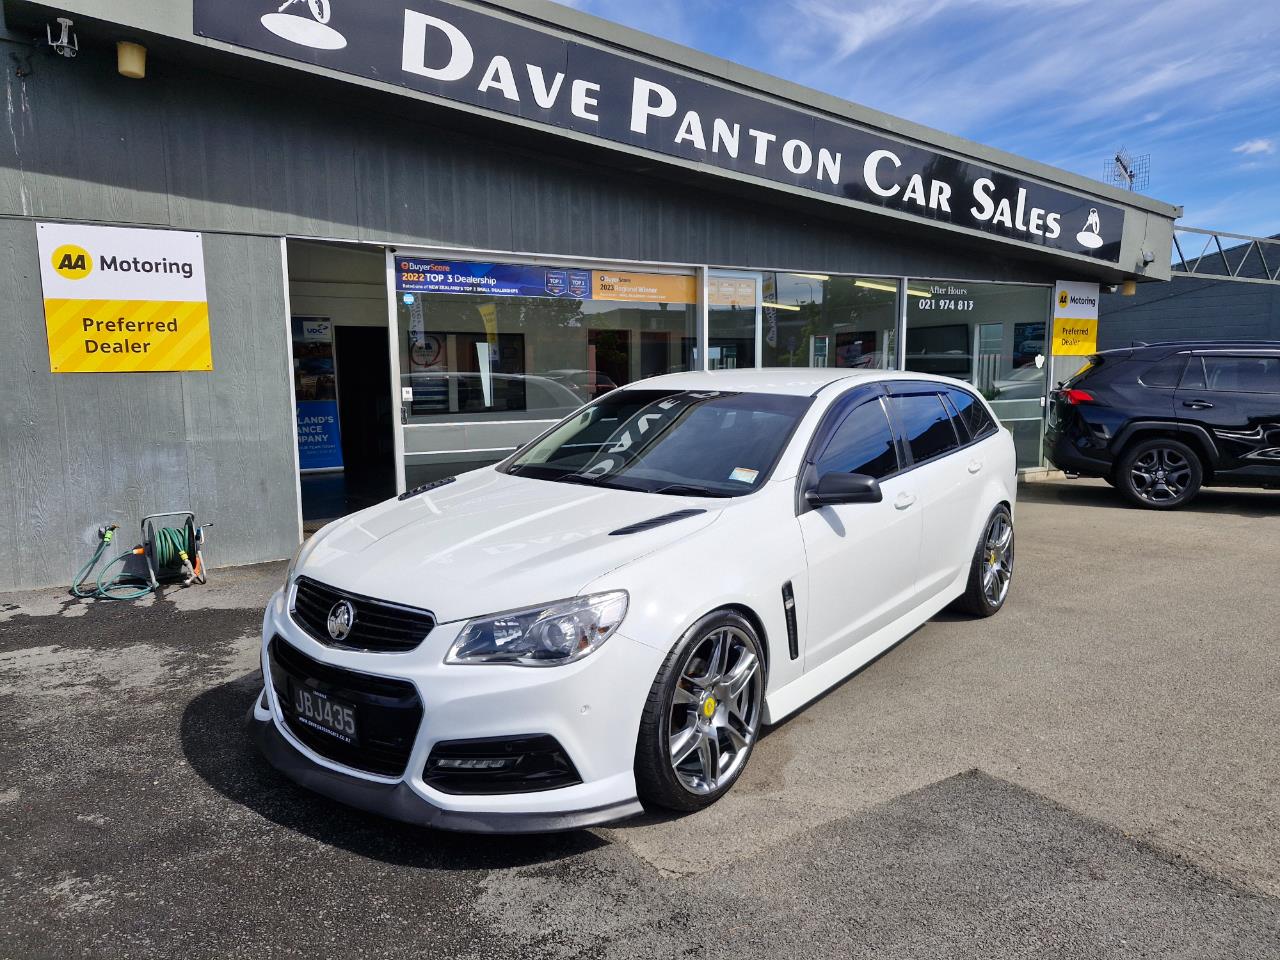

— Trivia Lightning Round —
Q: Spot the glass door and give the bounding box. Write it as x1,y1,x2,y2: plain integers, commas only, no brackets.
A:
707,271,762,369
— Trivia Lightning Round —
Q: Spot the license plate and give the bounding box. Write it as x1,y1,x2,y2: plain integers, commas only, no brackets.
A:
291,684,358,744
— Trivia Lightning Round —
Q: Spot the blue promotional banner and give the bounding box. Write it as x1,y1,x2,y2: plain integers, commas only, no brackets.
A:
396,257,592,300
296,400,343,470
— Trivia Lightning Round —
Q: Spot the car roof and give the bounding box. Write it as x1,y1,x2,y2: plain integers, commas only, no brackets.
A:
623,368,971,397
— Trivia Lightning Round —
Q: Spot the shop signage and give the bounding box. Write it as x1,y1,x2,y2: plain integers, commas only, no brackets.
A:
290,316,343,470
395,257,694,303
196,0,1126,263
37,223,212,373
1051,280,1100,356
709,277,757,308
591,271,695,303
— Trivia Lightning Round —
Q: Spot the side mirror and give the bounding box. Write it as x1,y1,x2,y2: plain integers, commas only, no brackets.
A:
805,472,883,507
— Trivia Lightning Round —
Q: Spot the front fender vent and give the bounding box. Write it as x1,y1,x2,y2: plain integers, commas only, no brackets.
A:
782,581,799,660
609,509,706,536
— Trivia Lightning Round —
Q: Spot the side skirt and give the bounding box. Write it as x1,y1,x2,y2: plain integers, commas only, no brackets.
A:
762,571,966,725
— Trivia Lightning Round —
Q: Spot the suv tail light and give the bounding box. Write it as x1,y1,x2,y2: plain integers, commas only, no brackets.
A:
1061,388,1096,405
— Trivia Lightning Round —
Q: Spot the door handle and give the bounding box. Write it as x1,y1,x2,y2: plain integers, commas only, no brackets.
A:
894,492,916,510
967,460,983,474
1182,400,1214,410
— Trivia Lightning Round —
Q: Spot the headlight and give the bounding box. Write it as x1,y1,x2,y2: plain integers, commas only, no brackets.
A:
446,591,628,667
283,541,305,592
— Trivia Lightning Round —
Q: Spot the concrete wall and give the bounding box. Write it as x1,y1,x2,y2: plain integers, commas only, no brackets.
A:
0,222,297,591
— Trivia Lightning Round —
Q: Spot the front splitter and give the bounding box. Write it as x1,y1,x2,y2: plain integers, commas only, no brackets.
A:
247,707,644,834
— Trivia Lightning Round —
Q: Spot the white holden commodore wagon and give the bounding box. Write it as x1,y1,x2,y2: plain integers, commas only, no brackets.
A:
250,369,1016,832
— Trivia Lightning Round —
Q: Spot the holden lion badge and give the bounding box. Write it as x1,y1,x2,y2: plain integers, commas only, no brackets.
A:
327,599,355,642
1076,208,1103,250
261,0,347,51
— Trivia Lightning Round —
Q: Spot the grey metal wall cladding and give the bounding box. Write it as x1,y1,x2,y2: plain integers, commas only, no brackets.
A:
1099,277,1280,350
0,43,1053,283
0,222,298,592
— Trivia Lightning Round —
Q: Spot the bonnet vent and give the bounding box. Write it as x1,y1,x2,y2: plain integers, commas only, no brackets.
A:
397,476,456,501
609,509,706,536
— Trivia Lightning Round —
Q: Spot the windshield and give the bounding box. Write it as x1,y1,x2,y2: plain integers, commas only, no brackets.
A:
502,389,812,497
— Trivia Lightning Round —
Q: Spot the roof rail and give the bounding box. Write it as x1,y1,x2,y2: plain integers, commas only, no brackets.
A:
1135,339,1280,347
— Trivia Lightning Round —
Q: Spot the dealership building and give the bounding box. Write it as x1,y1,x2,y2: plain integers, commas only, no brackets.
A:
0,0,1179,591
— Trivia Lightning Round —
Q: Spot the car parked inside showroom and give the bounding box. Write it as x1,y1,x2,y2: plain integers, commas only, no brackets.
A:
1047,340,1280,508
250,369,1017,832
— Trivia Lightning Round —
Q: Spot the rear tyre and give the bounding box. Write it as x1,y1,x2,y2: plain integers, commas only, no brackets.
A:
954,505,1014,618
634,611,765,813
1116,437,1202,510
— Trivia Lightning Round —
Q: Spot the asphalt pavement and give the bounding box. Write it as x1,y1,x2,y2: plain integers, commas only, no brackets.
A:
2,479,1278,958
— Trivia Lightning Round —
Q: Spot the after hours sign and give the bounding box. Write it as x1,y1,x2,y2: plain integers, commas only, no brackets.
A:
38,223,213,373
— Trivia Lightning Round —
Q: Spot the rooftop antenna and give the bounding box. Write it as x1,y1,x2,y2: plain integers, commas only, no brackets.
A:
1103,147,1150,192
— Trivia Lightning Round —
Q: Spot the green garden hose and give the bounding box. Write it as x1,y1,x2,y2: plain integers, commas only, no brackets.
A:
71,522,205,600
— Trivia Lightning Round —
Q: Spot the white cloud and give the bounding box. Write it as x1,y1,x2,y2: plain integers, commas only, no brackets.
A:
1232,138,1275,156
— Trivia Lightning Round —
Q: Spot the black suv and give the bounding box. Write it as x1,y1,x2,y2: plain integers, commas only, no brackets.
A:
1046,341,1280,509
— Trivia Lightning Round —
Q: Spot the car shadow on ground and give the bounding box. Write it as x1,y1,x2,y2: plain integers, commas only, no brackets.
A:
1020,480,1280,518
180,673,608,869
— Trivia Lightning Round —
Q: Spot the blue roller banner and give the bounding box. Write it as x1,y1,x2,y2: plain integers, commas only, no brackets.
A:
296,400,344,470
396,257,592,299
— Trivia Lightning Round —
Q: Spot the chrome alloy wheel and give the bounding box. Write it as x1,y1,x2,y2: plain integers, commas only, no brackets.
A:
1129,447,1193,504
982,512,1014,607
667,626,763,795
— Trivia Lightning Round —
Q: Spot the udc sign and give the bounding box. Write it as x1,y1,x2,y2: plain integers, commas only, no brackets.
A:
194,0,1126,263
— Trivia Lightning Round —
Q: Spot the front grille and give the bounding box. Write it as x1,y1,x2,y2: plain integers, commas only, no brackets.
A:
291,577,435,653
269,636,423,777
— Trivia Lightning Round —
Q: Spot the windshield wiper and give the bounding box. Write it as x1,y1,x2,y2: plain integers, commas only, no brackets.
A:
556,473,608,486
652,483,731,498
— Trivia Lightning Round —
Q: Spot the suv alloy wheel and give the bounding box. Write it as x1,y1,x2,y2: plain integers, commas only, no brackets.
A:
1116,437,1203,509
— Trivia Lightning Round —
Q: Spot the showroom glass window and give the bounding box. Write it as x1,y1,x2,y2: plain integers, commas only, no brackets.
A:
707,275,759,369
394,259,697,486
904,280,1051,467
761,273,898,370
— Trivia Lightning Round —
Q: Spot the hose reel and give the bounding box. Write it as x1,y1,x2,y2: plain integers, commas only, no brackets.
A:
72,511,209,600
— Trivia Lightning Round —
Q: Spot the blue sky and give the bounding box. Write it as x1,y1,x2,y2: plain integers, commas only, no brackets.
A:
562,0,1280,237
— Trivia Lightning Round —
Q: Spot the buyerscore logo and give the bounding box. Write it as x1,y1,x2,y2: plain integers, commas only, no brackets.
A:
261,0,346,50
52,244,93,280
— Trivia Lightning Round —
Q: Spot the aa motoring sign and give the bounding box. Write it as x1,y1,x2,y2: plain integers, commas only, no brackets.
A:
37,223,212,373
195,0,1125,262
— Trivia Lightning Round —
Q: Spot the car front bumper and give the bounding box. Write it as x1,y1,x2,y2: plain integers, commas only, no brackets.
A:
247,693,643,832
253,586,659,833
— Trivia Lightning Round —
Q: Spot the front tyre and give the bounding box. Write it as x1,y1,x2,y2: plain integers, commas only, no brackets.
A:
634,611,765,813
955,504,1014,617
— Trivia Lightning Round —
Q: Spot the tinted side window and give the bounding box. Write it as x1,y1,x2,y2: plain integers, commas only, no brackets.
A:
1201,356,1280,394
815,400,899,480
944,387,997,441
890,393,961,464
1180,356,1206,390
1139,354,1188,388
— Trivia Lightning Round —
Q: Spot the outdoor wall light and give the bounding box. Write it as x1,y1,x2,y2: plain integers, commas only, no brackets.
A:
117,41,146,79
